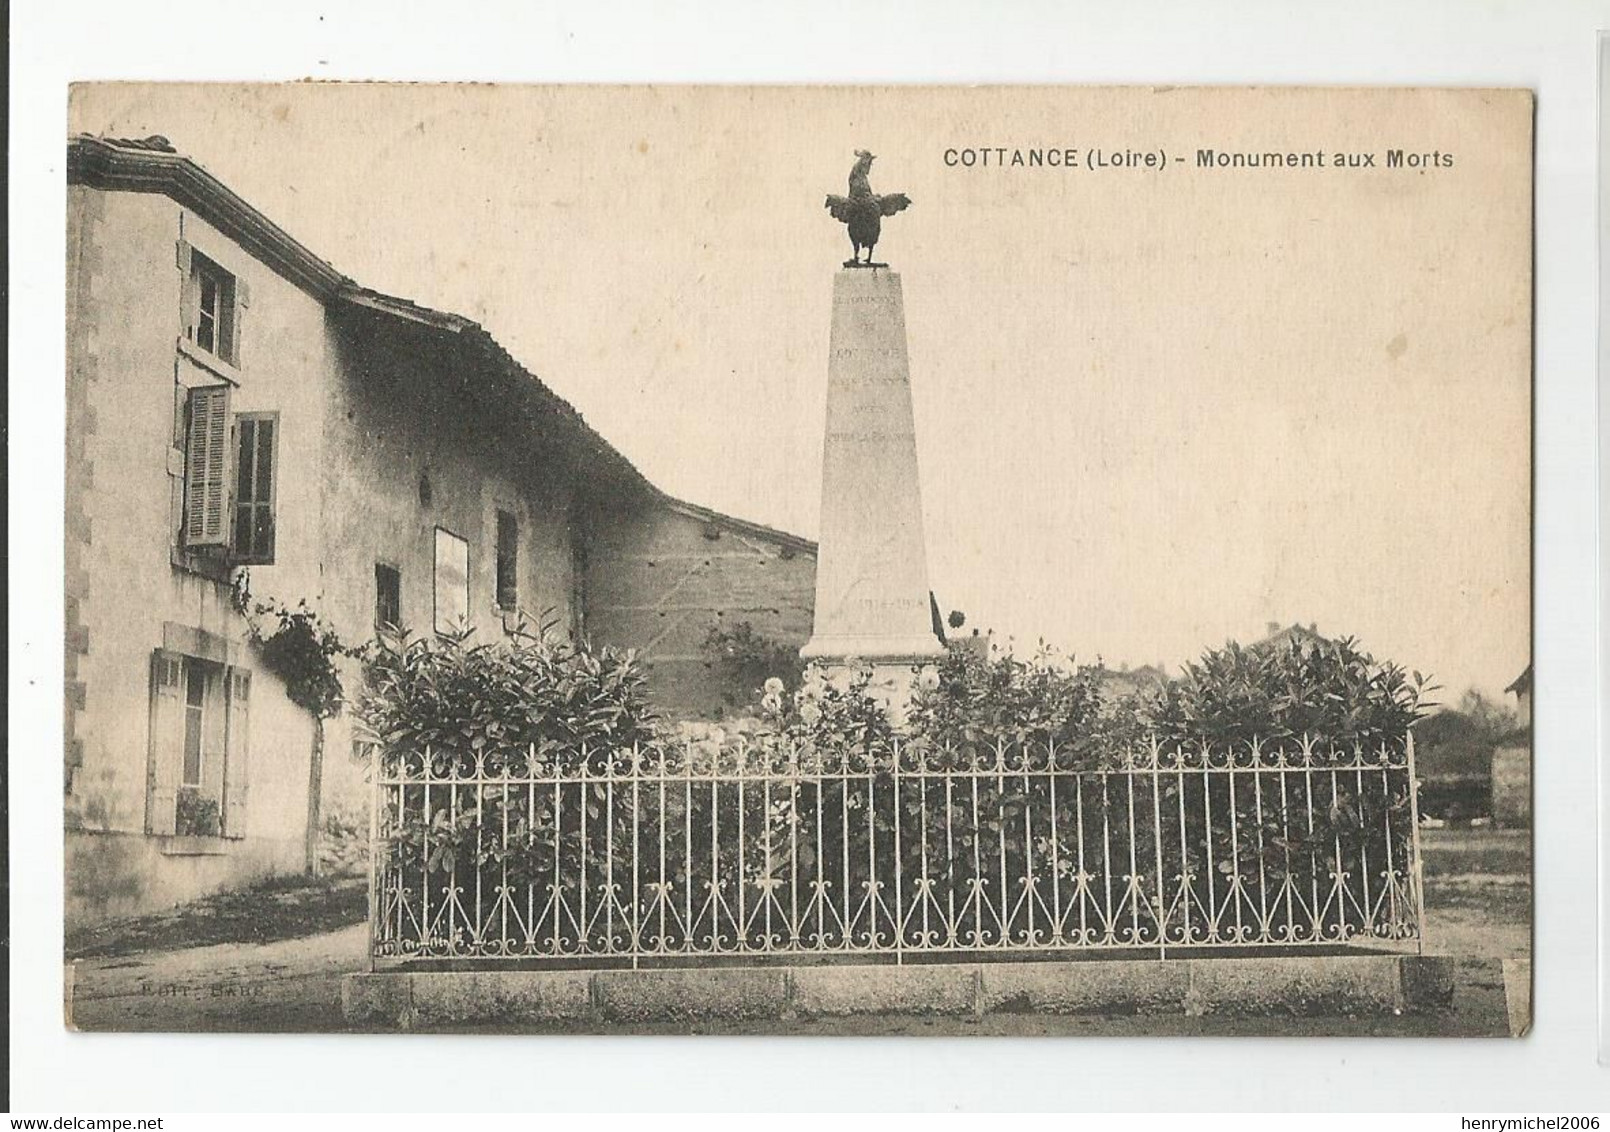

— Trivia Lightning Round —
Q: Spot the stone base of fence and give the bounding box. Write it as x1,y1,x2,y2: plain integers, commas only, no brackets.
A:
342,954,1462,1030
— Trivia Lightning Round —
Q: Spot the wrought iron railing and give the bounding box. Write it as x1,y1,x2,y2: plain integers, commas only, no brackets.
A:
369,735,1424,966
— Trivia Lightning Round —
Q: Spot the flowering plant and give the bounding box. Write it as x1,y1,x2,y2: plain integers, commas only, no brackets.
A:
757,661,898,767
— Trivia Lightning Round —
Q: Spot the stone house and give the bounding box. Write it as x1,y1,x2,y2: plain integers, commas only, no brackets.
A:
1492,664,1531,827
1091,662,1170,703
64,135,816,927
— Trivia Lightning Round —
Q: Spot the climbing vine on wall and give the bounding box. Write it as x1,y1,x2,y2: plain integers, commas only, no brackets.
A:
232,570,366,719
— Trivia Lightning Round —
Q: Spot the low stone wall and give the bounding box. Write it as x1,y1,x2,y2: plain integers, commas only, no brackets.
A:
344,954,1459,1031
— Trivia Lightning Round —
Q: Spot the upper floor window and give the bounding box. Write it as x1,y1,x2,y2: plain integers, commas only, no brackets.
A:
185,249,239,365
232,413,277,563
182,385,233,551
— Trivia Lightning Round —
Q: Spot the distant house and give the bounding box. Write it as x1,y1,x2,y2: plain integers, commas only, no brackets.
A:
1093,663,1170,701
1252,621,1330,653
1492,664,1532,827
65,134,816,925
947,628,993,662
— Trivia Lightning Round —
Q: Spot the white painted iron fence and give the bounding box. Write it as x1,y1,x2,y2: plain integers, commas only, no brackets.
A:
369,736,1424,966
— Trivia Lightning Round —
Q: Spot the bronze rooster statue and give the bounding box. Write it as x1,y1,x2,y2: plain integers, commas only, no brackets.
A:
825,150,911,266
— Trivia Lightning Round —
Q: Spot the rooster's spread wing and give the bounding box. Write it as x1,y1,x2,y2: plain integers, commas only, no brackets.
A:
877,193,912,217
825,194,858,223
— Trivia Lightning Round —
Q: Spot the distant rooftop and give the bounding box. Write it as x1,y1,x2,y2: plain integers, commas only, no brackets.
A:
1252,621,1331,652
1504,664,1531,696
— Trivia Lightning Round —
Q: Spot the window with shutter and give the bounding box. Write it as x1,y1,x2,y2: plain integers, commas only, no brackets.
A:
146,650,185,836
223,668,251,839
184,385,232,549
232,412,277,564
184,249,239,365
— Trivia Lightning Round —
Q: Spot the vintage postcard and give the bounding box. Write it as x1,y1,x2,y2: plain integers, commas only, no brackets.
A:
63,83,1532,1036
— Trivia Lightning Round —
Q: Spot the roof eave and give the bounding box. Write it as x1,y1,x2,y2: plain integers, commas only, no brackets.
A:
657,495,818,555
68,135,349,300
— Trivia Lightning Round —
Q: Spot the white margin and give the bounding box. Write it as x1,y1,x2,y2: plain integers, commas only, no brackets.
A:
11,0,1610,1113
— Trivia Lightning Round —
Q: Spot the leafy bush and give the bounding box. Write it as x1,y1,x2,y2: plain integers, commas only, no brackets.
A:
1413,709,1491,771
1412,691,1520,821
358,624,658,773
1145,637,1430,751
1417,776,1491,823
722,633,1426,763
1451,688,1519,742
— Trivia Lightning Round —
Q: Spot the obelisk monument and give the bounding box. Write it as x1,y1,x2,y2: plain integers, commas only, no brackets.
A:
802,152,944,697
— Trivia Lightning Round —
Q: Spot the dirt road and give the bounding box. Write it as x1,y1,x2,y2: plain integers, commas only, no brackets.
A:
68,923,368,1032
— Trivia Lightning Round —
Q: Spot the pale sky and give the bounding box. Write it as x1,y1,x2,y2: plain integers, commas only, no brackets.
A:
69,84,1533,699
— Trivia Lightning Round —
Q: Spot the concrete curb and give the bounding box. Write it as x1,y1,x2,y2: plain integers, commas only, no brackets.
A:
792,964,976,1018
981,959,1190,1016
596,968,788,1023
344,953,1479,1031
1183,955,1405,1017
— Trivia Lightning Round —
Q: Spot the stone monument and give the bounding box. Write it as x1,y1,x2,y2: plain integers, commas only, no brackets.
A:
802,153,945,703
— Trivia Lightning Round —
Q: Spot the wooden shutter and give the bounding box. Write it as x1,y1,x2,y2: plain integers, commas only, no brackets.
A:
232,276,251,369
177,238,195,341
146,650,185,836
184,385,232,547
223,667,251,838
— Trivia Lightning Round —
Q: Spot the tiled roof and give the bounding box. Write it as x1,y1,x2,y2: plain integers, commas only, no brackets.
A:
102,134,178,153
336,286,656,500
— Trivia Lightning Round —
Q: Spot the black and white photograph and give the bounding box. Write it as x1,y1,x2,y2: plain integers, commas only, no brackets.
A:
56,82,1537,1041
